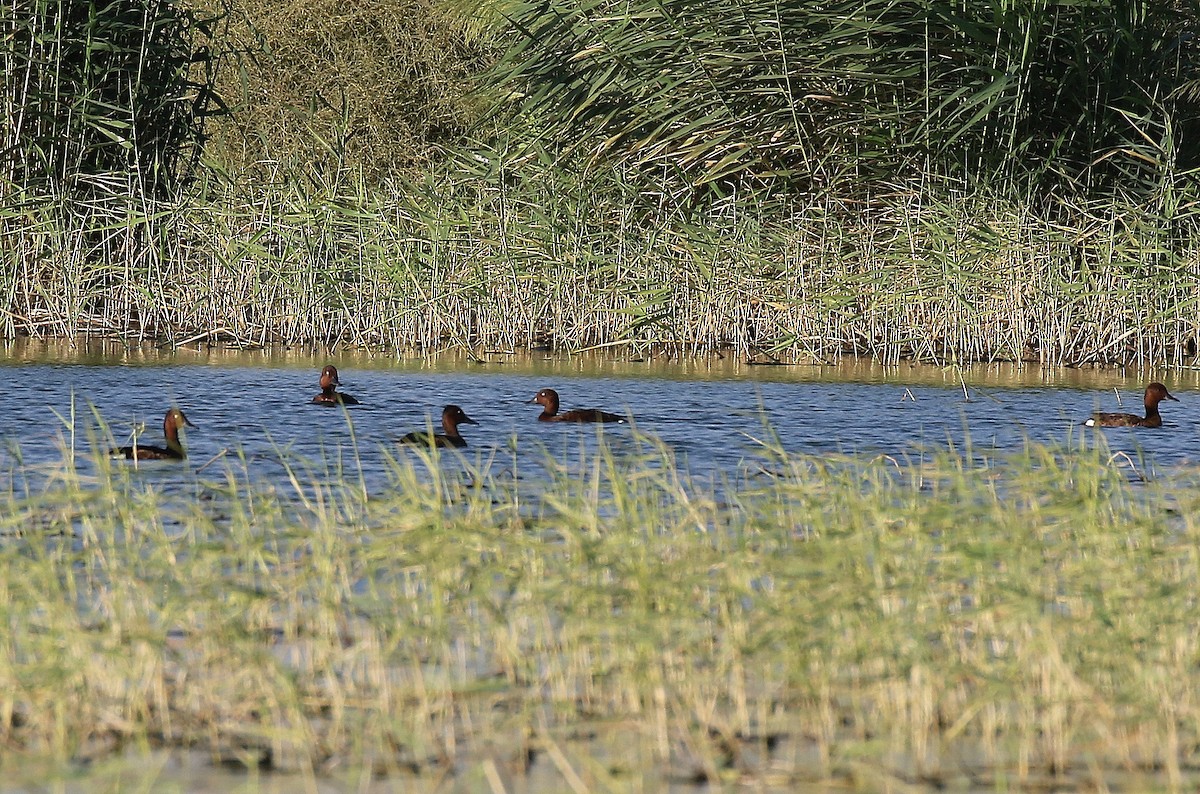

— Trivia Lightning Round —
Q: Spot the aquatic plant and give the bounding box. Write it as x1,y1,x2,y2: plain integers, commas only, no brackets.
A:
1,424,1200,789
1,0,220,197
486,0,1200,198
2,0,1199,367
7,158,1200,366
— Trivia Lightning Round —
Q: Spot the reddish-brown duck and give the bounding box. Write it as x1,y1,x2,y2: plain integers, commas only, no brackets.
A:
529,388,624,423
312,365,360,406
399,405,478,448
112,408,195,460
1085,382,1178,428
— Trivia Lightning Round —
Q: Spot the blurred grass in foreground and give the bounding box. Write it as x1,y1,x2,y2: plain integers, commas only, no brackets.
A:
0,422,1198,790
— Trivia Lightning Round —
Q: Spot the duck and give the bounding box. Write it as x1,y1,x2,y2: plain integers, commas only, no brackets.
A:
528,388,624,423
1085,382,1178,428
399,405,478,448
312,365,360,406
112,408,195,460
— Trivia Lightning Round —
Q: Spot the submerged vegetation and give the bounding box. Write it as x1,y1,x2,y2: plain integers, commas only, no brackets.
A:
2,429,1200,788
1,0,1199,361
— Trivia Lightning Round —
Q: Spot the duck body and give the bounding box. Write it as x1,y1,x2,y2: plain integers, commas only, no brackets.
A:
118,444,185,461
546,408,626,423
400,405,478,448
312,390,360,407
113,408,195,460
311,365,360,406
1085,382,1178,428
529,388,624,423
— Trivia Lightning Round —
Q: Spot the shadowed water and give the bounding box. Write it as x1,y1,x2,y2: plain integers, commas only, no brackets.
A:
0,341,1197,490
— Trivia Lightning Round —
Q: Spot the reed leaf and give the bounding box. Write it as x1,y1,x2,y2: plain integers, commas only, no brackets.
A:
485,0,1199,199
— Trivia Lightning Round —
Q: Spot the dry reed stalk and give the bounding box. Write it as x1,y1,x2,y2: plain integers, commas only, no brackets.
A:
2,175,1199,364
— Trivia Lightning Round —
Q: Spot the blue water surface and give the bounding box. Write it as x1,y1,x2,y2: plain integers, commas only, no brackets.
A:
1,353,1196,495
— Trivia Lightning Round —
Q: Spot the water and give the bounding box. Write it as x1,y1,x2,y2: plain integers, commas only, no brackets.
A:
1,341,1197,491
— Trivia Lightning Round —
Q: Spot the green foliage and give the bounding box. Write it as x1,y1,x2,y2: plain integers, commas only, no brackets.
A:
0,140,1197,366
1,0,220,198
487,0,1200,199
2,0,1199,364
198,0,497,183
5,426,1200,787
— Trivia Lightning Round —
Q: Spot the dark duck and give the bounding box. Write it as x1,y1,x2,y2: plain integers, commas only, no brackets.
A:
1084,382,1178,428
399,405,478,448
528,388,624,423
112,408,195,460
311,365,360,406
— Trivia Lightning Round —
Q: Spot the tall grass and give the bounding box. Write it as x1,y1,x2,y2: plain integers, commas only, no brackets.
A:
3,156,1199,366
3,425,1200,788
1,0,217,197
3,0,1199,365
486,0,1200,198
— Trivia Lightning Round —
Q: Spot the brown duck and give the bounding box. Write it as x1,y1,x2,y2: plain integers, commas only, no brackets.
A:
399,405,479,448
1084,383,1178,428
529,388,624,423
112,408,195,460
311,365,360,406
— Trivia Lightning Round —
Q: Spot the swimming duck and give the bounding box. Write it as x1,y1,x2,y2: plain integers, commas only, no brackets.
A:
399,405,478,448
312,365,360,406
529,388,624,423
1085,382,1178,428
112,408,195,460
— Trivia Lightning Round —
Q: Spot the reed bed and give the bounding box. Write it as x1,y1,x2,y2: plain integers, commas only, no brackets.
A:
485,0,1200,196
2,426,1200,789
4,167,1200,366
4,0,1200,366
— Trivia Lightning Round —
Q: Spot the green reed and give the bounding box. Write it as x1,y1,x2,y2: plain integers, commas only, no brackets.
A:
2,425,1200,789
484,0,1199,198
4,0,1200,366
5,161,1199,367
